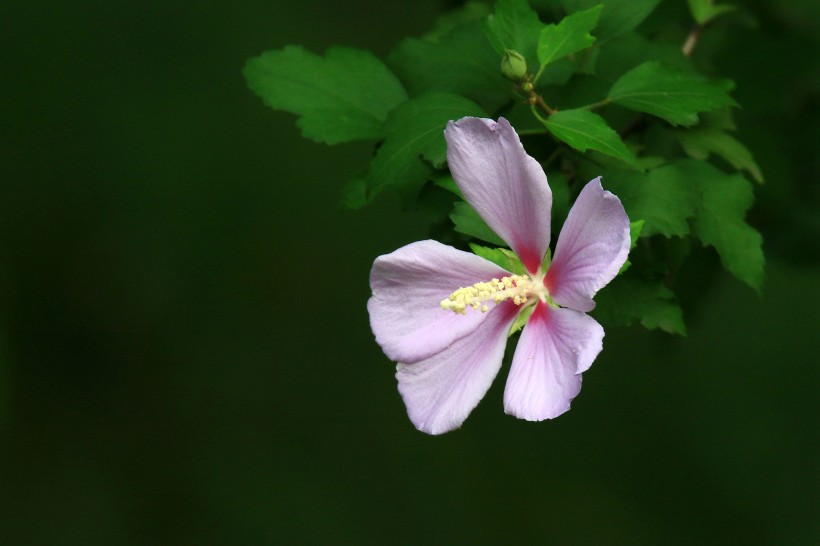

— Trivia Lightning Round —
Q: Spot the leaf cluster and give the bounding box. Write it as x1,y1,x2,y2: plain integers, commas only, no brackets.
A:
243,0,765,334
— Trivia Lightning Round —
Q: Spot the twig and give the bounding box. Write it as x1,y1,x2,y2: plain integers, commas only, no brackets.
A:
682,24,703,57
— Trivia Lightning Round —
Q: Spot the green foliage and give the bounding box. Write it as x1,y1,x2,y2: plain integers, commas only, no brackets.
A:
366,93,486,201
609,62,738,126
508,304,536,336
340,174,367,211
687,162,765,291
246,0,766,334
593,32,691,82
243,46,407,144
485,0,544,69
542,109,637,166
469,243,527,275
619,220,645,273
687,0,736,25
608,160,764,291
593,276,687,335
389,21,511,111
604,165,698,238
537,5,601,68
676,126,764,183
451,201,506,246
560,0,662,42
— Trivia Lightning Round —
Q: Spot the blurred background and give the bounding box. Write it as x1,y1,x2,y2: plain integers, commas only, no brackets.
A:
1,0,817,544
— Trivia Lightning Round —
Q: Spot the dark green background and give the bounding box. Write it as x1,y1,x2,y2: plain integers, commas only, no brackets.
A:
1,1,818,544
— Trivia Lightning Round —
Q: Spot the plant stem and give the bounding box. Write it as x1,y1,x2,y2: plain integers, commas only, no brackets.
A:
682,24,703,57
578,98,612,111
543,147,562,168
530,104,550,125
516,128,550,136
534,95,556,115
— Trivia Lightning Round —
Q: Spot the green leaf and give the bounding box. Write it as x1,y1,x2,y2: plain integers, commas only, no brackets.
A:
244,46,407,144
687,0,736,25
340,174,367,210
542,109,638,166
537,5,602,68
676,127,764,183
366,93,486,200
431,173,464,199
469,243,527,275
541,248,553,272
484,0,544,70
424,1,492,41
686,162,765,291
593,32,692,83
629,219,645,248
509,304,535,337
451,202,506,246
593,276,687,335
610,161,764,290
619,219,645,273
560,0,662,43
388,22,511,112
609,62,737,126
603,165,698,238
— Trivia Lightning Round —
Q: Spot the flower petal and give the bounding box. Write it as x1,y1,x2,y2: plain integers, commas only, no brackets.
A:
503,303,604,421
397,301,520,435
368,240,509,364
545,177,630,312
445,117,552,274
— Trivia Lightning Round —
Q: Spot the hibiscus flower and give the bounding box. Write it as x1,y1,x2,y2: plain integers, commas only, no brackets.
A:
367,117,630,435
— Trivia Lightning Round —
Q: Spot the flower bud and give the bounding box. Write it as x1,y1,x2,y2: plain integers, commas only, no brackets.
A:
501,49,528,82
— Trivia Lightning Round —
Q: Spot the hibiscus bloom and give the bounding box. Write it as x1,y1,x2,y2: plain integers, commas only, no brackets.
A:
368,117,630,435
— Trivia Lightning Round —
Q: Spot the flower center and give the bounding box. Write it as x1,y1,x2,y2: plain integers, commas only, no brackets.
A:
440,274,549,314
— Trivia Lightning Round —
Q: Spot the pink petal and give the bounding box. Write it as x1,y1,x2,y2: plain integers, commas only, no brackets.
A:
545,177,630,312
368,240,509,364
503,303,604,421
397,301,520,435
445,117,552,274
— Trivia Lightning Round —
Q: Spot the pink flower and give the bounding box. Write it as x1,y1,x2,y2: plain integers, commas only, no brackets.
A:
368,117,630,435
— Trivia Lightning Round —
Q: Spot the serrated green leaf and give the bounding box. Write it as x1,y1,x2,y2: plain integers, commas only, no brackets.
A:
424,1,492,41
366,93,486,200
635,156,667,170
484,0,544,70
676,127,764,183
700,107,736,131
542,109,638,166
340,174,367,210
469,243,527,275
603,165,698,237
609,62,737,126
593,276,687,335
541,73,611,110
537,5,601,68
560,0,662,43
619,219,645,273
244,46,407,144
629,219,645,247
687,0,736,25
685,161,765,291
593,32,692,83
431,173,463,198
451,202,506,246
388,22,511,112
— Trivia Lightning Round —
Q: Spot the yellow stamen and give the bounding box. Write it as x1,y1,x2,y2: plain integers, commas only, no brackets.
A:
440,274,542,314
